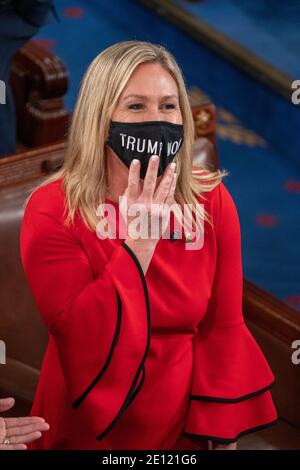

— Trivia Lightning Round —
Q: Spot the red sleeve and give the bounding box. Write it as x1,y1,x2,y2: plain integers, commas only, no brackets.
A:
20,195,150,442
183,182,278,444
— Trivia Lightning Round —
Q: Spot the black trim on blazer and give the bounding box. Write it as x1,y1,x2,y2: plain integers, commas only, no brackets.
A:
190,380,275,404
72,291,122,410
124,367,146,411
96,241,151,441
183,417,279,444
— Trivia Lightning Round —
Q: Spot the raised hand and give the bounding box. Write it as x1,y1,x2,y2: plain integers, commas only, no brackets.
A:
119,155,177,274
120,155,177,244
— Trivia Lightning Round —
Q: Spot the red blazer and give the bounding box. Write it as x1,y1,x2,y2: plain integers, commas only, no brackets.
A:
20,177,278,450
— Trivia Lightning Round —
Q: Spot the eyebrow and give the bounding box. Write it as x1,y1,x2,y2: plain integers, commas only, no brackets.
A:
123,94,179,101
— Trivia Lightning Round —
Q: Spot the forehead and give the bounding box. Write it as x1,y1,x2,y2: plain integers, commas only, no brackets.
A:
120,63,178,98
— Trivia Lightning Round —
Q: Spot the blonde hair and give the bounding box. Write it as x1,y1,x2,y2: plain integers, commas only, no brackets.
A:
29,40,228,233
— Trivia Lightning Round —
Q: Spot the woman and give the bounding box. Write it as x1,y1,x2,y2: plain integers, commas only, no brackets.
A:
20,40,278,450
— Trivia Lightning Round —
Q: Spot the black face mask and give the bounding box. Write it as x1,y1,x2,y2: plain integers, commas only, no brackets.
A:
107,120,184,179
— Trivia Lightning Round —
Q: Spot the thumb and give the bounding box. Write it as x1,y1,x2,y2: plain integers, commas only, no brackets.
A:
0,397,15,413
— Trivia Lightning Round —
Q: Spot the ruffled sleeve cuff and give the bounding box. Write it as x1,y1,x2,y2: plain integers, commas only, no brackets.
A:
183,322,279,443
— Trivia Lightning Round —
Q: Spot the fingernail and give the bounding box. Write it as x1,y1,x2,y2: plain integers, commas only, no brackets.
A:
132,159,139,165
170,162,176,170
151,155,159,161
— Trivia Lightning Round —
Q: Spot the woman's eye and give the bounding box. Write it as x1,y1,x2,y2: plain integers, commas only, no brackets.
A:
162,103,177,109
128,103,144,110
128,103,178,110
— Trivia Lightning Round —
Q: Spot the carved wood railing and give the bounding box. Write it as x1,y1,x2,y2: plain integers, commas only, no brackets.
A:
10,40,69,149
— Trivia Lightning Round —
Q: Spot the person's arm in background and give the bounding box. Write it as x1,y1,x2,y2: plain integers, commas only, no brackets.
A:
0,0,59,157
14,0,59,28
0,397,49,450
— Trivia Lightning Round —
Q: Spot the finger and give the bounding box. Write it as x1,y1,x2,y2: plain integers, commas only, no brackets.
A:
165,172,177,206
5,416,46,429
6,421,49,437
153,161,176,203
142,155,159,199
0,443,27,450
0,398,15,413
9,431,42,445
127,159,141,199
